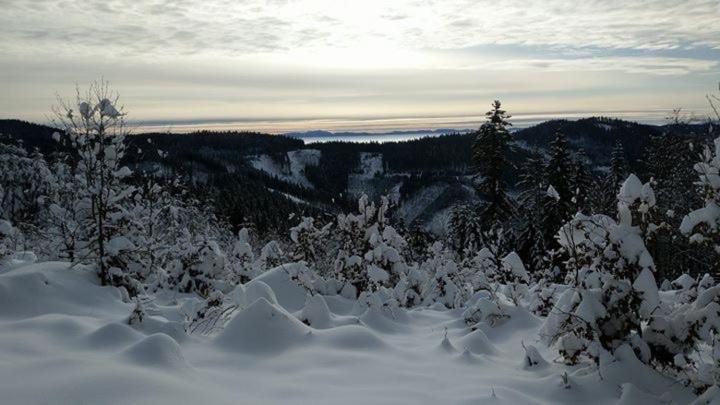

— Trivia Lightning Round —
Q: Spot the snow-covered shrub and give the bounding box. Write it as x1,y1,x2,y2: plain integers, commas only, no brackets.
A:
0,219,22,262
229,228,256,284
0,141,53,225
462,290,510,328
680,136,720,259
420,242,469,308
289,216,331,273
184,290,238,335
257,240,285,272
527,281,566,317
332,195,410,297
542,175,659,365
168,236,228,298
644,279,720,392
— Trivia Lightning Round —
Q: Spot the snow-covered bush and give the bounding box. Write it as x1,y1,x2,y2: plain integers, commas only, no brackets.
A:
642,275,720,393
542,175,659,365
289,216,331,273
229,228,256,284
0,219,22,262
420,242,469,308
332,195,410,297
681,136,720,258
257,240,285,272
462,290,510,328
0,141,53,224
168,235,228,298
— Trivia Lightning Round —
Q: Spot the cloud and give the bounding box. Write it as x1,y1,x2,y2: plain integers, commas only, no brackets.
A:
0,0,718,126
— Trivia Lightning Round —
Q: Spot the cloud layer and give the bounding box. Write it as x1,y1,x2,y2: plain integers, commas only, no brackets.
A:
1,0,719,128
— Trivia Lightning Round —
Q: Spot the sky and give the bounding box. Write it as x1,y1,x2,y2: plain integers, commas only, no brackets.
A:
1,0,719,132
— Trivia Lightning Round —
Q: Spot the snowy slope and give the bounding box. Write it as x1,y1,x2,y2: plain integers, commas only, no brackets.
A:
0,261,696,404
249,149,321,188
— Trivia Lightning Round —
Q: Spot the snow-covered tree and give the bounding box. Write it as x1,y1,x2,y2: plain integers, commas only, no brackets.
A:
546,132,574,217
516,151,550,273
289,216,331,272
229,228,256,284
680,136,720,263
448,204,482,255
333,195,409,297
168,234,228,297
472,100,515,227
0,140,53,225
542,174,659,365
420,242,469,308
50,81,143,293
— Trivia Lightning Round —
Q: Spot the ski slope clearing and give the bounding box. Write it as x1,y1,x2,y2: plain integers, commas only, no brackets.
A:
0,261,696,405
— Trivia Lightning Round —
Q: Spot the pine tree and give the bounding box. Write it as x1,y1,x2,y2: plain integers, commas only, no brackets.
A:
448,204,482,255
546,132,574,217
516,151,548,272
472,100,514,228
597,140,628,216
569,149,593,215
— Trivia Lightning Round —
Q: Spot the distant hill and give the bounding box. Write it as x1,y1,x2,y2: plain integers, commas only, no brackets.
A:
285,128,469,138
1,116,713,236
0,119,60,152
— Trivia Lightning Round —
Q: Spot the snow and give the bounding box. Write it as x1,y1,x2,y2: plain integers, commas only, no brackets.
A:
357,152,384,179
249,149,320,188
546,185,560,201
0,261,698,404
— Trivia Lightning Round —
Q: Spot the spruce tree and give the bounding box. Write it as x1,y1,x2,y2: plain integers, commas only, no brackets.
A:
472,100,514,229
597,140,628,216
569,149,593,215
545,132,573,216
516,151,549,272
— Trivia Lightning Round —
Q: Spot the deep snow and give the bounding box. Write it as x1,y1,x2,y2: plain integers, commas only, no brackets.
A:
0,260,698,404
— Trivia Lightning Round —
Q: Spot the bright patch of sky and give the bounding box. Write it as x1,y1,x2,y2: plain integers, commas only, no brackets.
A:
0,0,718,131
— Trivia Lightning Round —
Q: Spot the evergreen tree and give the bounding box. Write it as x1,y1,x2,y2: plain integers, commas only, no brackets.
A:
546,132,573,209
447,204,482,255
569,149,593,214
472,100,514,228
541,132,575,253
516,151,548,272
596,140,627,216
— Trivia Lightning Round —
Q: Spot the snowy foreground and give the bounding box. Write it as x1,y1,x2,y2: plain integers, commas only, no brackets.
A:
0,260,698,405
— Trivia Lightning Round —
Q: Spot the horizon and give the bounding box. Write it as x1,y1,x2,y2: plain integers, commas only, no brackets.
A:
2,1,719,131
5,109,688,135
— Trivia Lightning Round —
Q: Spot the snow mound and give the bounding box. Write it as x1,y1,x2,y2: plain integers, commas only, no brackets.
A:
0,262,127,320
215,297,311,354
300,294,333,329
458,329,497,355
84,322,144,349
242,280,279,307
250,264,308,311
121,333,187,369
317,325,386,350
617,383,665,404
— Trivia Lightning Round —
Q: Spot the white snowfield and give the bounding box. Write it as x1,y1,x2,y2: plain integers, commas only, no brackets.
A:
0,261,697,405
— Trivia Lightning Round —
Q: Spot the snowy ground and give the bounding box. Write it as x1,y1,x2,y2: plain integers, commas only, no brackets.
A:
0,261,696,404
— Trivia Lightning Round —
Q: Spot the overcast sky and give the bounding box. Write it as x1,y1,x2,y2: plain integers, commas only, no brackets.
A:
1,0,719,132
